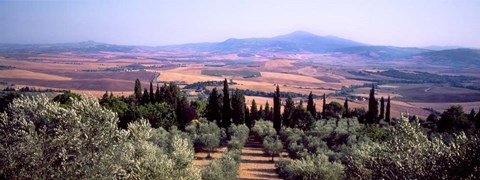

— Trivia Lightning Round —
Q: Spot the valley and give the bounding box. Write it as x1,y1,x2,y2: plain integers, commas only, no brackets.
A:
1,32,479,119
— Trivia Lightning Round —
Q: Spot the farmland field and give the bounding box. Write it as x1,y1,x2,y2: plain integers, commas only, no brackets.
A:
0,51,478,120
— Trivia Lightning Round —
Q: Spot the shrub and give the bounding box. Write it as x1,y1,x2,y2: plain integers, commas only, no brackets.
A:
252,119,276,141
262,135,284,161
228,124,250,143
345,116,480,179
0,94,201,179
186,120,221,158
275,154,345,180
202,149,242,180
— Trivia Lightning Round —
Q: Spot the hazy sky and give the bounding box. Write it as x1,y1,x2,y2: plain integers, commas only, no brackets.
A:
1,0,479,47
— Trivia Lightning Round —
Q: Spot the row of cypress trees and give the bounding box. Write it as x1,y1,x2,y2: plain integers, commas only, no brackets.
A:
366,84,391,124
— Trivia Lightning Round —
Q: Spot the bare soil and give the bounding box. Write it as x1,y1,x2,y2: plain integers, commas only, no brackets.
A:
239,137,282,180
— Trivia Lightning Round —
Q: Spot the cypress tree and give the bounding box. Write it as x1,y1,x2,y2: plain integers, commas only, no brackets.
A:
149,82,154,103
232,89,245,125
475,108,480,129
245,105,252,128
165,83,180,107
283,96,295,128
307,91,316,118
222,78,232,128
155,85,160,102
177,96,195,130
343,97,349,118
134,79,142,101
268,107,274,121
273,85,282,133
380,97,385,120
259,105,265,120
322,93,326,119
265,102,271,121
142,88,149,104
206,87,222,125
251,99,259,121
101,90,109,102
386,96,391,123
468,108,476,122
367,84,379,124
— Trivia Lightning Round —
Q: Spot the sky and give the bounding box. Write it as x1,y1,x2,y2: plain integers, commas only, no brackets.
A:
0,0,479,47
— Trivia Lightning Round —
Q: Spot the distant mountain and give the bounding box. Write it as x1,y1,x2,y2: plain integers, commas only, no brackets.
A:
333,46,432,60
158,31,365,53
415,48,480,68
423,45,465,51
0,41,138,53
1,32,479,69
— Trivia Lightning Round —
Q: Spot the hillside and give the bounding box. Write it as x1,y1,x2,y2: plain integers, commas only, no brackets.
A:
158,31,365,53
415,48,480,68
333,46,432,60
0,41,138,53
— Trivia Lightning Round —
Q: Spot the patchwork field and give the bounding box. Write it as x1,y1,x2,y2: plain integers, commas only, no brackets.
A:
0,52,478,119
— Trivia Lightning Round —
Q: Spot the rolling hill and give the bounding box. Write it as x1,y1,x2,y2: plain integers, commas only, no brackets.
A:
158,31,365,53
0,41,138,53
332,46,432,60
1,31,479,69
415,48,480,68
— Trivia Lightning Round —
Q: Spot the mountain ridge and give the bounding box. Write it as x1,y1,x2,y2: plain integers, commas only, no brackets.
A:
0,31,479,68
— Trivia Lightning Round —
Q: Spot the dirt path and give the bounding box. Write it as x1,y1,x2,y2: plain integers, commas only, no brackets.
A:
239,136,282,180
193,146,228,168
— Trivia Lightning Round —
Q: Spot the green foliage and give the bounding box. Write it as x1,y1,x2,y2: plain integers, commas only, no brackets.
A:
283,96,295,128
376,69,477,84
343,98,349,118
134,78,142,101
126,102,177,129
306,91,316,118
252,119,276,141
276,154,345,180
205,87,222,125
263,135,283,161
273,85,282,133
357,124,387,142
345,116,480,179
438,105,474,133
324,101,345,119
291,103,315,130
0,91,20,112
201,149,241,180
322,93,326,118
231,89,245,125
186,120,221,157
183,80,234,89
227,124,249,150
379,96,385,120
176,96,196,130
222,78,232,128
385,96,391,122
366,85,379,124
52,91,81,107
121,120,200,179
191,99,206,117
476,110,480,129
264,101,271,121
0,94,201,179
250,99,259,122
99,92,129,128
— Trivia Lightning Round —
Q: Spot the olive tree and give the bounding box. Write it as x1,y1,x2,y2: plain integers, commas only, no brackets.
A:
262,135,283,161
0,94,201,179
